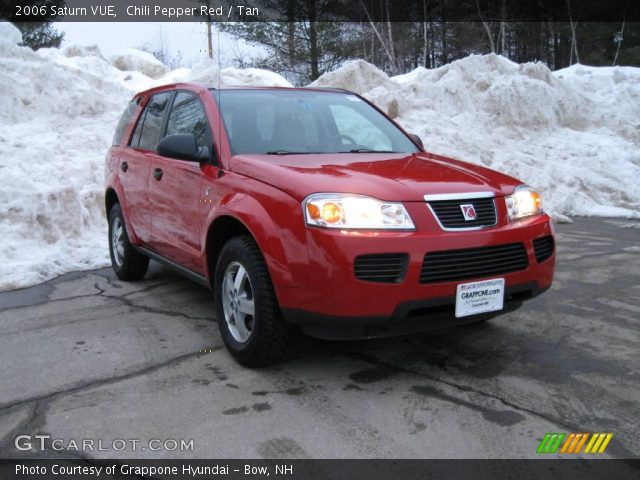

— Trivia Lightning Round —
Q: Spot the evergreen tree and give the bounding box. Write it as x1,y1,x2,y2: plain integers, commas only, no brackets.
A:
6,1,65,50
15,22,65,50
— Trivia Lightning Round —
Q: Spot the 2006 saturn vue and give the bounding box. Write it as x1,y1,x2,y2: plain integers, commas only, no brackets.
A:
105,83,555,366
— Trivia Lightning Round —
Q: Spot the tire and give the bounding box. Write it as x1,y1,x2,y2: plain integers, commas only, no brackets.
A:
214,235,291,367
108,203,149,281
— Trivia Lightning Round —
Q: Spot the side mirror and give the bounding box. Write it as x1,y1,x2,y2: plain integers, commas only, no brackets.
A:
409,133,424,149
158,134,204,162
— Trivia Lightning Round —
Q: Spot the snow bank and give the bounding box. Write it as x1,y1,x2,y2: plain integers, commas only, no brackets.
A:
108,48,168,79
162,59,292,87
316,54,640,220
0,33,289,291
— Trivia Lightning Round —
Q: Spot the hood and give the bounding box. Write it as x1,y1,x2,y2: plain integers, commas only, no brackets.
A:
230,152,522,202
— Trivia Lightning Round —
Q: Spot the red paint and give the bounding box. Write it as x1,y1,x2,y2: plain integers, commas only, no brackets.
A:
105,83,555,321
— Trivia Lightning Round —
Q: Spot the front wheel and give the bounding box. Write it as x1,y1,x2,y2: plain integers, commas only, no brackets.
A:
214,236,291,367
108,203,149,281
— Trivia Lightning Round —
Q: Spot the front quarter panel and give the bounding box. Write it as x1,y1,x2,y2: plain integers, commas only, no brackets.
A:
200,170,308,288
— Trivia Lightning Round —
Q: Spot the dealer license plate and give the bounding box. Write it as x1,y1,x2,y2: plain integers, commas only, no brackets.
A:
455,278,505,318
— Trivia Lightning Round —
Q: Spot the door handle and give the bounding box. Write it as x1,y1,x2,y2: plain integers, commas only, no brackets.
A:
120,161,128,172
153,168,163,181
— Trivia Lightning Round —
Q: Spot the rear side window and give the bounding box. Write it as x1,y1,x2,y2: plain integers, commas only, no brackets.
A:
165,92,211,148
112,99,137,146
130,91,172,151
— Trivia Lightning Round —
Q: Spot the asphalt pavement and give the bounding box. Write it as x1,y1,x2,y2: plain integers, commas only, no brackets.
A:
0,217,638,459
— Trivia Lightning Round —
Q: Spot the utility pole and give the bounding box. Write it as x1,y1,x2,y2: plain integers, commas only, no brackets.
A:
199,0,213,59
206,18,213,59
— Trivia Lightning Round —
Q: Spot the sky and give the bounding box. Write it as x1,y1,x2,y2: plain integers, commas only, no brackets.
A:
57,22,263,68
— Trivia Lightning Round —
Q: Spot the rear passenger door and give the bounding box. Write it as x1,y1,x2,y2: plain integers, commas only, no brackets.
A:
119,92,172,244
148,91,212,272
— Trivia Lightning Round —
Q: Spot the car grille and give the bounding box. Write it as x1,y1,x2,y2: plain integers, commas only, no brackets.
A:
354,253,408,283
427,197,497,229
420,243,528,283
533,236,554,263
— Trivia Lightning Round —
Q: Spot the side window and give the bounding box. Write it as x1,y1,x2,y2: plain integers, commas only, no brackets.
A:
130,92,172,151
329,104,393,151
112,99,137,146
165,92,211,148
130,109,145,147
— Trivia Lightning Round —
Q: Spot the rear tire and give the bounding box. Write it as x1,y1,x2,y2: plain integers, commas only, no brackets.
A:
214,235,291,367
108,203,149,281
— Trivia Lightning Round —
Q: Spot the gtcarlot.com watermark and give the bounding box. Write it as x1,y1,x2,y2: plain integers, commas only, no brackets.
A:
15,434,194,452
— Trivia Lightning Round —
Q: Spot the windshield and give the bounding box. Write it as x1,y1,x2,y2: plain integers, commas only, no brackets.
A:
210,89,420,155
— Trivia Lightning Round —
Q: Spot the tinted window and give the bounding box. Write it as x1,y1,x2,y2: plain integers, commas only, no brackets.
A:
112,99,137,146
211,89,418,155
165,92,211,148
131,92,172,151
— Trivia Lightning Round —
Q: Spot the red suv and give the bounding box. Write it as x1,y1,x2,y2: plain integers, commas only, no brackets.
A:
105,83,555,366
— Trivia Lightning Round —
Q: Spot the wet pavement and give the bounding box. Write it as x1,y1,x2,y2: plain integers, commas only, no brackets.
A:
0,217,638,459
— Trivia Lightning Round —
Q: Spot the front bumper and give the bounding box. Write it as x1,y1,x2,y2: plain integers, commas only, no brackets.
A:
277,211,555,335
282,281,549,340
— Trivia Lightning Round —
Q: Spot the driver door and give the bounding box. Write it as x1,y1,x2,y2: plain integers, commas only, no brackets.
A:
148,91,212,272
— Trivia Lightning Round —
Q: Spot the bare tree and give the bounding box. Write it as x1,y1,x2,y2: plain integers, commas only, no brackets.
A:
499,0,507,57
140,28,185,70
567,0,580,64
358,0,398,73
475,0,496,53
613,18,625,66
422,0,429,67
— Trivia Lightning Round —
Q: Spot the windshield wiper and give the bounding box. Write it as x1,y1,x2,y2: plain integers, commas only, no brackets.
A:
266,150,317,155
341,149,401,153
265,149,400,155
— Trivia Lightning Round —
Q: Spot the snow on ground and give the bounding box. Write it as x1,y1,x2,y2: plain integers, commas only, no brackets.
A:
0,21,638,291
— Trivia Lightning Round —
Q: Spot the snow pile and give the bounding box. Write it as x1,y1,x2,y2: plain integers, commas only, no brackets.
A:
108,48,168,79
309,59,394,94
167,59,292,87
0,27,135,291
0,23,290,291
63,43,106,60
315,54,640,220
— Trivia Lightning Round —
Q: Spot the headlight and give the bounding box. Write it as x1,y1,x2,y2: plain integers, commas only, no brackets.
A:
303,194,415,229
506,185,543,221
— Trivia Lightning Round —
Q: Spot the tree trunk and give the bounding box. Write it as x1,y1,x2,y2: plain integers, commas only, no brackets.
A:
441,19,448,64
385,0,397,74
499,0,507,56
475,0,495,53
359,0,397,73
613,19,625,66
308,21,319,80
422,0,428,67
567,0,580,64
288,24,296,67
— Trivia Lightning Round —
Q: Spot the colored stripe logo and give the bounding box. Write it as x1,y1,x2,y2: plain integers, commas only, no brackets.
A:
537,433,612,454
